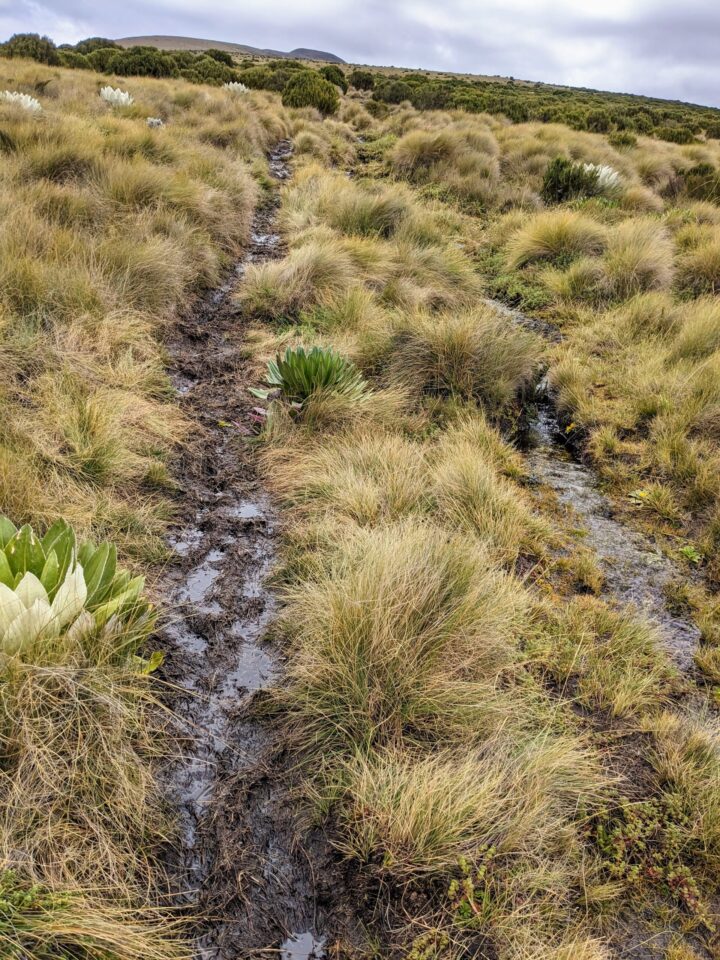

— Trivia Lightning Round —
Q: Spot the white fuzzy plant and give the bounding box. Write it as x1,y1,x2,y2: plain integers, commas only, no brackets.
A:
146,117,164,128
583,162,622,197
0,564,87,655
100,86,134,107
223,81,250,95
1,90,42,113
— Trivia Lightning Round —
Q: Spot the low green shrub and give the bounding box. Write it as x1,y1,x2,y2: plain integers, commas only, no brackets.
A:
349,69,374,91
319,64,347,92
541,157,601,203
252,345,368,404
282,72,340,116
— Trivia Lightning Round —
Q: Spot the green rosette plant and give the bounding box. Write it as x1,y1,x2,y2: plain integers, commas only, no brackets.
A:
0,515,156,664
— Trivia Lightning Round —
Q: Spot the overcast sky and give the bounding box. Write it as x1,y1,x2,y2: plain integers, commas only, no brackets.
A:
2,0,720,108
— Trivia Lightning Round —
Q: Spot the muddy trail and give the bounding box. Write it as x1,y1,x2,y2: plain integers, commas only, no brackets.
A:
158,142,347,960
494,299,702,672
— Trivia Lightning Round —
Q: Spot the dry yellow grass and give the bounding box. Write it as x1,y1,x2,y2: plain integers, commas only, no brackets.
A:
0,59,287,559
0,57,290,959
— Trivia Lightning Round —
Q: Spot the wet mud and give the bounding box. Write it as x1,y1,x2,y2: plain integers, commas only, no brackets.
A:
157,142,346,959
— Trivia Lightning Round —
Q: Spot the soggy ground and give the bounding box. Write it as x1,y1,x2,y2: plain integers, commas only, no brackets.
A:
527,390,701,670
492,299,701,669
157,142,348,959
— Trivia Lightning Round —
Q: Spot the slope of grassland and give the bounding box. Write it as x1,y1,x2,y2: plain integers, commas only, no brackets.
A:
116,35,346,63
4,46,720,960
0,59,289,958
239,102,720,958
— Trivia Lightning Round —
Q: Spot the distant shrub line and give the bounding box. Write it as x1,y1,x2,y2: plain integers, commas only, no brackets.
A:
4,31,720,139
366,71,720,143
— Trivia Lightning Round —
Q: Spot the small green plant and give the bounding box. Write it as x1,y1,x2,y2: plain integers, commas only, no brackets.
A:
0,515,153,657
592,799,711,925
679,544,703,565
251,345,369,405
608,130,638,149
446,851,496,928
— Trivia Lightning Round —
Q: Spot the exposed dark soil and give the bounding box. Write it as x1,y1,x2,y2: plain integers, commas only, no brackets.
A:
156,142,358,959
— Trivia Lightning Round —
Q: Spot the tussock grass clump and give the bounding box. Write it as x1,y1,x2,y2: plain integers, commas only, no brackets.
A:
432,425,550,562
506,210,607,269
281,519,530,752
385,304,541,412
676,237,720,296
601,218,674,299
390,125,501,207
339,736,604,878
535,597,673,717
265,428,429,527
240,239,356,319
669,299,720,361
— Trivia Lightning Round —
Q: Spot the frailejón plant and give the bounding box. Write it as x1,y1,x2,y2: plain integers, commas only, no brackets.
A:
1,90,41,113
251,345,369,404
0,515,152,656
223,81,250,95
99,86,134,107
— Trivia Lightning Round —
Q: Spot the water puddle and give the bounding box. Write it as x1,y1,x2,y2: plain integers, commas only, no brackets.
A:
280,932,326,960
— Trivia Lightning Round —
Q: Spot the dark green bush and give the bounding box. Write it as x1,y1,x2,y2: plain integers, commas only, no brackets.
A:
656,125,696,144
264,67,301,92
58,50,91,69
182,55,236,85
319,64,348,92
585,109,612,133
373,79,413,104
86,46,120,72
683,163,720,204
106,46,179,78
541,156,600,204
237,66,274,89
349,69,375,91
608,130,638,149
0,32,59,64
74,37,118,54
205,48,234,66
282,71,340,116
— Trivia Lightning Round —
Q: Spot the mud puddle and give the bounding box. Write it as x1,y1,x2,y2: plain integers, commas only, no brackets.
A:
158,141,342,959
490,300,701,669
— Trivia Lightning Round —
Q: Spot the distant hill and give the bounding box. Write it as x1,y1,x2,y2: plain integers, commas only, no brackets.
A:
115,35,345,64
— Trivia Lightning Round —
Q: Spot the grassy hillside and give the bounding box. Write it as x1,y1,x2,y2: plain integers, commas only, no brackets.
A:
3,34,720,960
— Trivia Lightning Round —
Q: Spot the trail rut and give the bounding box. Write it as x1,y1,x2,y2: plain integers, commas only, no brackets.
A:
157,142,341,960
